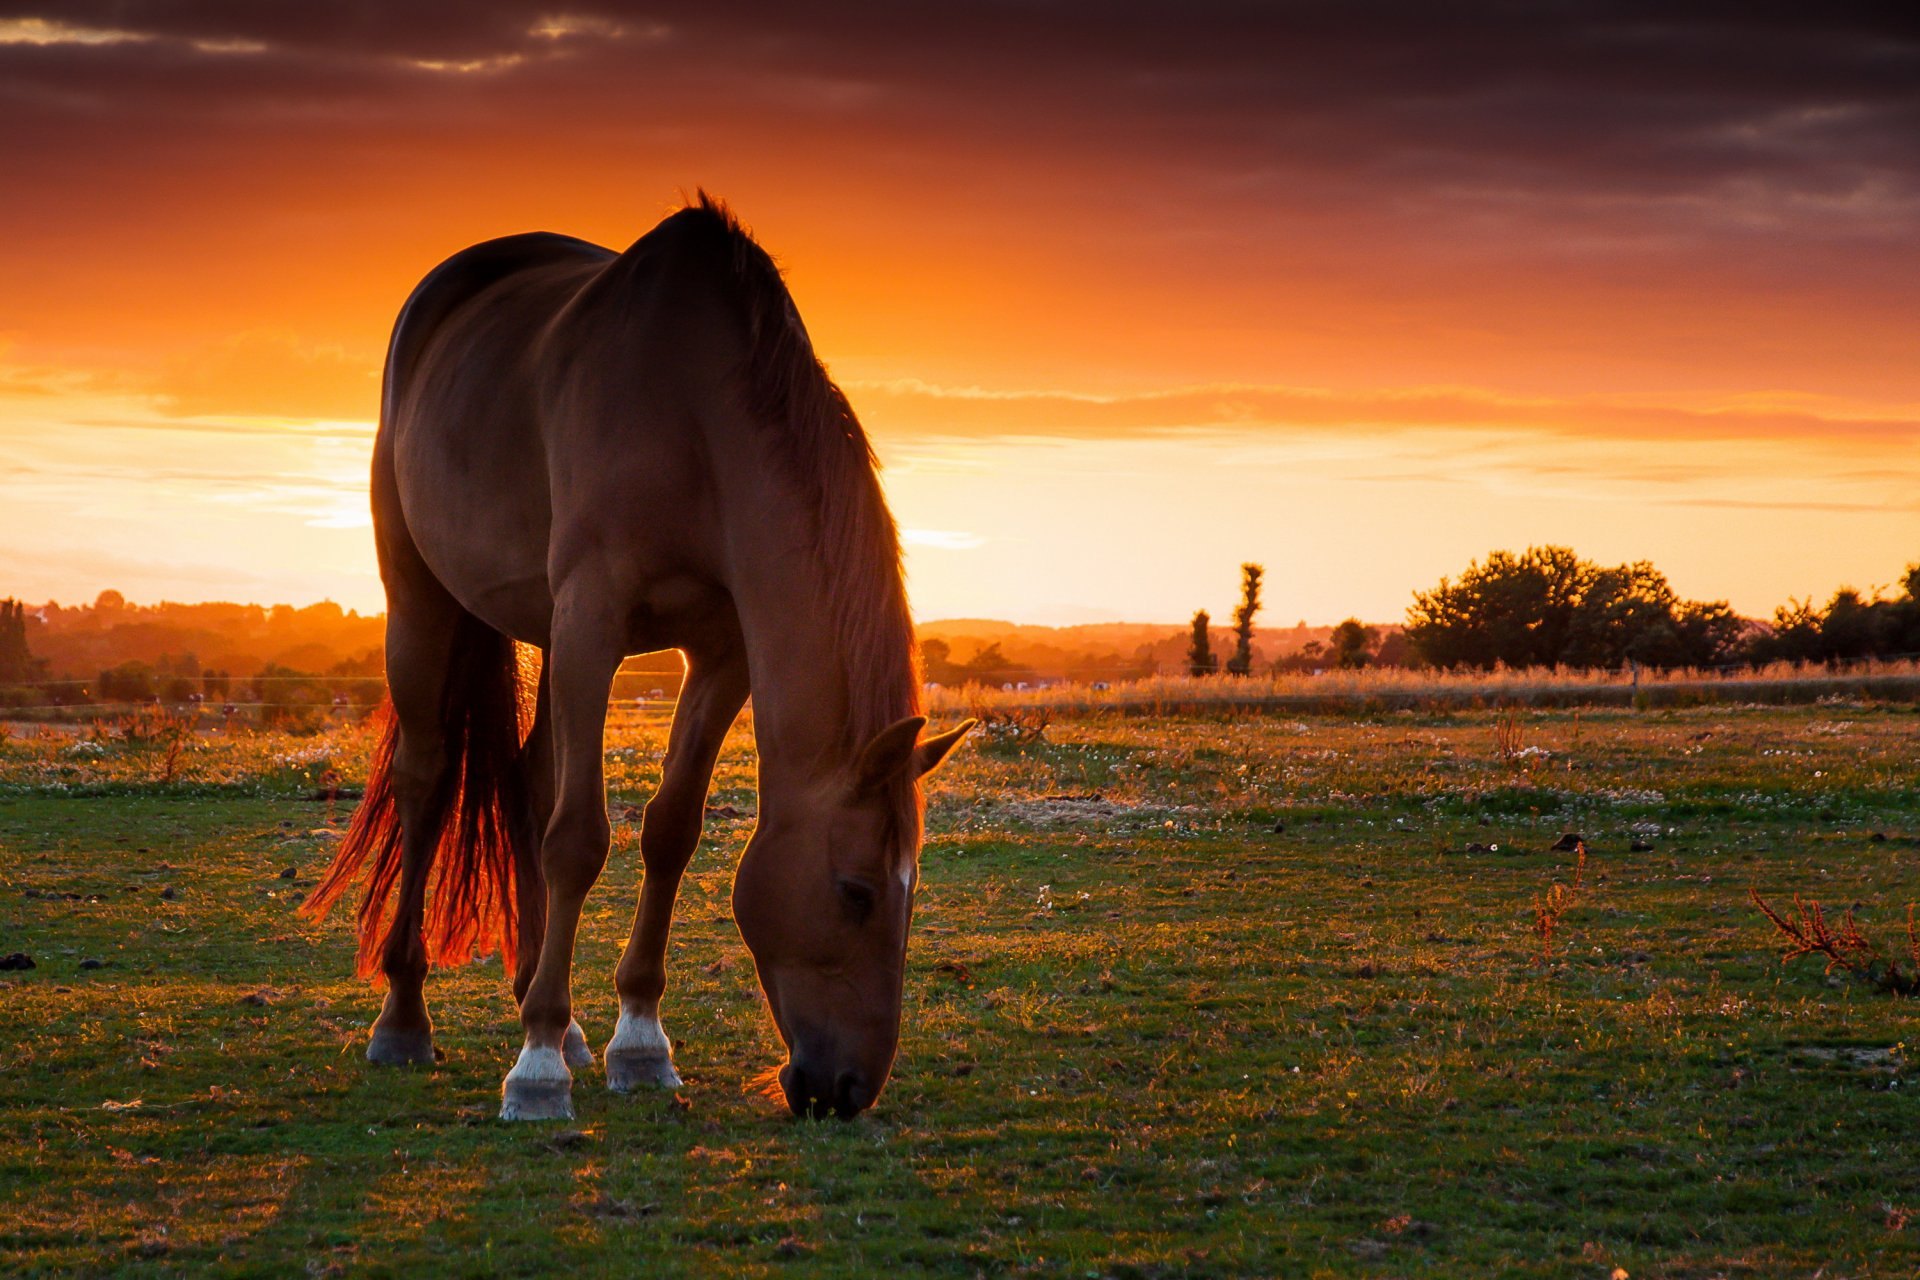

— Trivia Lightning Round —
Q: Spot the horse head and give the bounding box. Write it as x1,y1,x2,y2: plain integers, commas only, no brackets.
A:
732,715,973,1117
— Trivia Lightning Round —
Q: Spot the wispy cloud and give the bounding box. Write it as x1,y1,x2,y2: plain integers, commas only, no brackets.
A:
901,527,986,550
850,378,1920,449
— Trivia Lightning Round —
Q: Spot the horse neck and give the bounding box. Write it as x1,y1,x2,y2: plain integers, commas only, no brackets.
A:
735,584,852,789
723,485,916,800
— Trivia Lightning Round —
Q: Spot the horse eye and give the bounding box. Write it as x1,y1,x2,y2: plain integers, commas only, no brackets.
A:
836,878,877,923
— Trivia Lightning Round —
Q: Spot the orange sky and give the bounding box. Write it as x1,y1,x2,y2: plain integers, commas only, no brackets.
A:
2,6,1916,625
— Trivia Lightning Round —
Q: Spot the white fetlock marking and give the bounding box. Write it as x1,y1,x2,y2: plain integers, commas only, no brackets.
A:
604,1009,681,1091
506,1043,572,1083
607,1010,672,1059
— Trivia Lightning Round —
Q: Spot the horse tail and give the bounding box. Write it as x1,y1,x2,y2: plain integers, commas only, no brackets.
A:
302,615,538,981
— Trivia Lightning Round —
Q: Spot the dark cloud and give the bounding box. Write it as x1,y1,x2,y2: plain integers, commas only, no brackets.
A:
3,2,1916,224
2,1,1916,417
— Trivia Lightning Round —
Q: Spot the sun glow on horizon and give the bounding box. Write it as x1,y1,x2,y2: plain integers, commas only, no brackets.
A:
0,7,1914,624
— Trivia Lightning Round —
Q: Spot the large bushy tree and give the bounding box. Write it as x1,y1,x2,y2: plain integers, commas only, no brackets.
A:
1406,546,1743,671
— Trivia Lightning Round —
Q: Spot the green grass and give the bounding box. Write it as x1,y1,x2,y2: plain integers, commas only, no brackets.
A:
1,704,1917,1276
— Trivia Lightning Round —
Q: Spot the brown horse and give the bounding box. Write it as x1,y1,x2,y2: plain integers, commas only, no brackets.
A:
304,195,972,1121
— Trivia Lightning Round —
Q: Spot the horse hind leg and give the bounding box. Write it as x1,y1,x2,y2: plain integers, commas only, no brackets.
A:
365,596,462,1065
607,643,749,1092
510,658,593,1071
500,595,623,1120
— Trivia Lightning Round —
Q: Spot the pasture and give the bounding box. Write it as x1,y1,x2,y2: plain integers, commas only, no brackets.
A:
2,702,1916,1276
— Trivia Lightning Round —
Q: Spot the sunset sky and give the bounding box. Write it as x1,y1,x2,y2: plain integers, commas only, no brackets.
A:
1,4,1915,626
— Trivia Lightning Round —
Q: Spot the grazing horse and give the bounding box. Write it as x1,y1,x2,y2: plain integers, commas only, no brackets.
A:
304,196,972,1120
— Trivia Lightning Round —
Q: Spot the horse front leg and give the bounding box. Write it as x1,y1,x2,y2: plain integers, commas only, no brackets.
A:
499,604,621,1121
606,646,750,1091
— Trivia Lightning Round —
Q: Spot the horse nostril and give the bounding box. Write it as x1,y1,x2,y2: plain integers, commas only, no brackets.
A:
778,1063,808,1116
832,1069,871,1119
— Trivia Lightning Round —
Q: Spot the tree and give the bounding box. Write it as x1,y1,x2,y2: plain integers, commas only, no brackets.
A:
961,643,1017,684
1328,618,1377,669
1743,568,1920,666
1226,563,1263,676
97,660,157,704
1819,588,1880,663
1406,545,1741,671
919,638,965,685
1186,610,1218,677
0,599,46,684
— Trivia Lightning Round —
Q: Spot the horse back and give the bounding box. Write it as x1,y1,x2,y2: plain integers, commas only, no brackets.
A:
381,216,757,650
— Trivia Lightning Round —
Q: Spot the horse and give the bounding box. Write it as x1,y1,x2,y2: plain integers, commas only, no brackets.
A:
303,195,973,1121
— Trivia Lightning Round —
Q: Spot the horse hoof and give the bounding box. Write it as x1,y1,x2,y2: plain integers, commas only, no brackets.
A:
605,1049,682,1092
500,1079,574,1121
561,1020,595,1070
500,1045,574,1121
366,1026,435,1066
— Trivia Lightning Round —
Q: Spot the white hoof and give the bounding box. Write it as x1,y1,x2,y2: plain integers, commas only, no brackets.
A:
500,1044,574,1121
604,1010,682,1092
561,1019,594,1070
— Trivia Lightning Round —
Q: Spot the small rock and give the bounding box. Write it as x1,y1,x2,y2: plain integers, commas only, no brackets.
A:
278,866,297,880
238,989,279,1007
0,952,34,971
583,1193,649,1219
158,887,177,900
1271,820,1286,834
79,958,105,970
1464,841,1495,854
1630,838,1654,852
1869,831,1888,843
1549,832,1585,852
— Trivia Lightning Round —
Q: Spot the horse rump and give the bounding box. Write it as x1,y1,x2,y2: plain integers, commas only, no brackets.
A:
301,616,538,981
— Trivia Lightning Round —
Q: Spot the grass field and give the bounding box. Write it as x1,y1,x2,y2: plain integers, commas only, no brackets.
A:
2,702,1917,1276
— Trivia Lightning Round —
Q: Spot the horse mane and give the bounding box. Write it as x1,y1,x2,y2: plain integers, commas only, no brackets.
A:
682,193,925,836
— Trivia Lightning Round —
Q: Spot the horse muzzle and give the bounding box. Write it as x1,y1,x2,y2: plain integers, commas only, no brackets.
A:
779,1058,876,1120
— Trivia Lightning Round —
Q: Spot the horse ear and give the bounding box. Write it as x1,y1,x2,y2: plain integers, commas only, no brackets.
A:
855,716,927,793
912,719,976,779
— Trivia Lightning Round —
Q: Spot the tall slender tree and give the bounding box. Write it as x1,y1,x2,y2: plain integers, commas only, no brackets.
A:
1226,563,1263,675
0,599,44,684
1186,610,1218,677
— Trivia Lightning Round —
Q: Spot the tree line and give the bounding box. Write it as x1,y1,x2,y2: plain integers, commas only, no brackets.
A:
1181,548,1920,677
1405,546,1920,671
